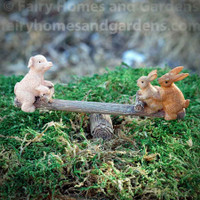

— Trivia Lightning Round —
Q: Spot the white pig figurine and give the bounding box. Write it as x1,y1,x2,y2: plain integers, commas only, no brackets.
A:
14,55,54,113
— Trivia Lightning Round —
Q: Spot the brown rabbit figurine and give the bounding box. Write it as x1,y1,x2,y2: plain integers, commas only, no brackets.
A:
137,70,163,114
158,66,190,120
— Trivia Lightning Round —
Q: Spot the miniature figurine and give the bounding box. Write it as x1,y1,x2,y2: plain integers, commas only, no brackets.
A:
14,55,54,113
158,66,190,120
137,70,163,114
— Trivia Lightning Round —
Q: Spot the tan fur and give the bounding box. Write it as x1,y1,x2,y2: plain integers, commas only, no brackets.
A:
14,55,54,113
158,66,190,120
137,70,163,114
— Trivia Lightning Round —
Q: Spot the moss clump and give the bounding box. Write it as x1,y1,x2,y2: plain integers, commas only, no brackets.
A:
0,67,200,200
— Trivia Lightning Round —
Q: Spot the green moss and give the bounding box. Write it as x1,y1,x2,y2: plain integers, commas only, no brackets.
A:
0,67,200,200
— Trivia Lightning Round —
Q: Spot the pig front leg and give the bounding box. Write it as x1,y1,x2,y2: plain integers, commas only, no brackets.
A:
35,85,50,96
43,80,54,89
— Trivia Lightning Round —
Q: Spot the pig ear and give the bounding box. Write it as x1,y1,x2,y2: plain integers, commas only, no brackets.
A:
170,66,184,75
28,57,34,68
173,73,189,82
148,70,157,81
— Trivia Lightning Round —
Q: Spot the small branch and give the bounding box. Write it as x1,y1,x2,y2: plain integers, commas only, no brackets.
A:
14,97,165,118
14,95,185,119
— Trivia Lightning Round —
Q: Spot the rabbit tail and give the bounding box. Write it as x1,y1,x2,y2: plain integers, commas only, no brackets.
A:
184,99,190,108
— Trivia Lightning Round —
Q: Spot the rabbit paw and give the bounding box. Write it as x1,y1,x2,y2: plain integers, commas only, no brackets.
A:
137,90,142,95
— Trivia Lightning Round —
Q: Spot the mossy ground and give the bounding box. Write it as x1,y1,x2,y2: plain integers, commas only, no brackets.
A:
0,66,200,200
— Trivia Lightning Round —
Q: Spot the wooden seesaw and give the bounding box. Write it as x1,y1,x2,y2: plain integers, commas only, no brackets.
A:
14,93,186,140
13,56,188,140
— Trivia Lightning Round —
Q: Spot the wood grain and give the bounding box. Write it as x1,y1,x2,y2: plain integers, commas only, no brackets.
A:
90,114,113,140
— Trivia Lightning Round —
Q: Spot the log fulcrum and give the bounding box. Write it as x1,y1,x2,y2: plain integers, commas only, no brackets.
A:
90,114,114,140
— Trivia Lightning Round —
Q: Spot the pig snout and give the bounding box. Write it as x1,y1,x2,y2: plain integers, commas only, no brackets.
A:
43,62,53,71
48,62,53,67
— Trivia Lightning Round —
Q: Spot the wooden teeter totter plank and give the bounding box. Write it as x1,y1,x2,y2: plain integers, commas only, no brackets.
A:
14,96,186,119
15,97,165,118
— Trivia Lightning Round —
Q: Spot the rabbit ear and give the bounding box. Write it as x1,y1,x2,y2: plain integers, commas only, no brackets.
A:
28,57,34,68
148,70,157,81
173,73,189,82
170,66,184,75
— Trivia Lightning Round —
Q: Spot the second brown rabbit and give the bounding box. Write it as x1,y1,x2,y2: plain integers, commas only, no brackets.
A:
158,66,190,120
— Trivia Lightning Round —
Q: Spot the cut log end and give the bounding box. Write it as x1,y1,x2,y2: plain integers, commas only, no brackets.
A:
90,114,114,140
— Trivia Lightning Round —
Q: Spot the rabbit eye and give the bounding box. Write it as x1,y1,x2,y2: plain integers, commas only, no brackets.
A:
165,81,168,84
141,81,144,83
39,61,41,63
